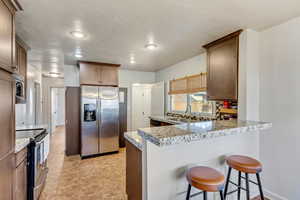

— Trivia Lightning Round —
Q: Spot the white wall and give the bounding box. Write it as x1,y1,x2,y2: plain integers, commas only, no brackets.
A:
259,17,300,200
238,29,260,121
155,54,207,111
64,65,79,87
15,64,42,126
119,69,156,130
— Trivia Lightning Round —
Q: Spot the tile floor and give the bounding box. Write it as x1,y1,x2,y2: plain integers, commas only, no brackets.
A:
39,126,126,200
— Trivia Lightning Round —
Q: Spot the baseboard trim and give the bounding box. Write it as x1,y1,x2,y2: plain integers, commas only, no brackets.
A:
264,188,288,200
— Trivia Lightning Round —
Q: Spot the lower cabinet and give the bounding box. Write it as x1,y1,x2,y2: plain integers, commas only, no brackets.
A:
15,148,27,200
150,119,172,127
0,153,14,200
126,141,142,200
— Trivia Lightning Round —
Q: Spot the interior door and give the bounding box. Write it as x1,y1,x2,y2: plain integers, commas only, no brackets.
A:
81,86,99,156
51,88,57,133
56,88,65,126
151,81,165,116
98,87,119,153
143,87,151,126
132,85,152,130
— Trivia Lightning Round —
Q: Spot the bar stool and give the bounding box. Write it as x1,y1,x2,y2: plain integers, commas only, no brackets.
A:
186,166,225,200
224,155,265,200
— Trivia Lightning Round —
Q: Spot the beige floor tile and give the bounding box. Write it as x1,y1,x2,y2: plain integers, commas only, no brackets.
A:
40,126,126,200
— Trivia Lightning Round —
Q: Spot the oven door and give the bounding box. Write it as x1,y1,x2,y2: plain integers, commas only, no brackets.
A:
33,136,49,200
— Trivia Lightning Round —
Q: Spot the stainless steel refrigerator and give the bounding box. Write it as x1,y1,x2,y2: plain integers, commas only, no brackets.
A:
81,86,119,157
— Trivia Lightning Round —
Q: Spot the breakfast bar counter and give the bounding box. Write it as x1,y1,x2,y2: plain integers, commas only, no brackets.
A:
139,120,271,147
125,120,271,200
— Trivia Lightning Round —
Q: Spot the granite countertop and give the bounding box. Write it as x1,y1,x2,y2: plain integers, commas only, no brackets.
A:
150,116,182,124
15,129,46,153
16,124,48,131
124,131,143,151
138,120,272,147
15,138,30,153
150,115,216,125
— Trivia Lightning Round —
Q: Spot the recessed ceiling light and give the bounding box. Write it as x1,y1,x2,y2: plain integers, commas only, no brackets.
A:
130,59,136,64
75,54,83,58
48,72,61,78
145,43,158,50
70,31,85,39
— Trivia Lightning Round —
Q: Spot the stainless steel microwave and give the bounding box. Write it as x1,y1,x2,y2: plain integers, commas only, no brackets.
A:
13,74,26,103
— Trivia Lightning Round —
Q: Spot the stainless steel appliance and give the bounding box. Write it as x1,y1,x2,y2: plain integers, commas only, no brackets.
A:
16,129,49,200
81,86,119,157
13,74,26,103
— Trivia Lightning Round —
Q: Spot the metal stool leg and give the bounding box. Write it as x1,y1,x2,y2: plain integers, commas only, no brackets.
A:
256,173,265,200
203,191,207,200
219,190,224,200
224,167,232,200
245,173,250,200
237,171,242,200
186,184,191,200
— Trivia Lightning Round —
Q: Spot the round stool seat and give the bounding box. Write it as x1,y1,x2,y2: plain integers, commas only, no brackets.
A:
226,155,262,173
186,166,225,192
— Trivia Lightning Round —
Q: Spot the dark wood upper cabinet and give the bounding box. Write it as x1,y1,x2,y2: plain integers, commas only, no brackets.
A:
15,36,29,104
15,37,28,79
79,61,120,86
203,30,242,101
0,70,15,159
0,0,16,73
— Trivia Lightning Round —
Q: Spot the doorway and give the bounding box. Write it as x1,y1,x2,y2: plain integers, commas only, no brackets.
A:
131,82,164,130
50,87,65,134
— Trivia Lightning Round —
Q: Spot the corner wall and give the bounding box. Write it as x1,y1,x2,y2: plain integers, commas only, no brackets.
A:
259,17,300,200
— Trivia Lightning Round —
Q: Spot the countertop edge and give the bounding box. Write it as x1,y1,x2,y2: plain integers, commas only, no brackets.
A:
124,131,143,151
138,121,272,147
15,138,30,153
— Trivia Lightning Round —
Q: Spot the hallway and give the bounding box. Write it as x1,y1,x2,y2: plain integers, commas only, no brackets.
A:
40,126,126,200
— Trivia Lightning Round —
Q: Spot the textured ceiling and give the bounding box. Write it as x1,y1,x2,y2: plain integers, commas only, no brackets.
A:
16,0,300,73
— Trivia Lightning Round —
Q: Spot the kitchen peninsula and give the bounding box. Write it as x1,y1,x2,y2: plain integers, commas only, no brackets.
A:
125,119,271,200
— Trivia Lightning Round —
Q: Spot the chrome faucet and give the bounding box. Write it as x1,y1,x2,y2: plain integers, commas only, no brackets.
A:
185,105,192,116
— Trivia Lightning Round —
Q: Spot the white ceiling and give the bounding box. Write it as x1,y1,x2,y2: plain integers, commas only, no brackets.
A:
16,0,300,73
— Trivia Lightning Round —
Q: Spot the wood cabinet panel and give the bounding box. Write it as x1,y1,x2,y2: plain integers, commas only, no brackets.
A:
119,88,127,148
0,70,15,159
79,61,119,86
204,30,241,101
0,153,14,200
18,43,27,79
15,156,27,200
126,141,142,200
79,62,100,85
14,42,21,74
100,66,118,86
0,0,15,72
65,87,80,156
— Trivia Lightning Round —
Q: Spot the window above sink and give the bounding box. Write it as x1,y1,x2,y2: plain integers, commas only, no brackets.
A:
170,92,215,115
